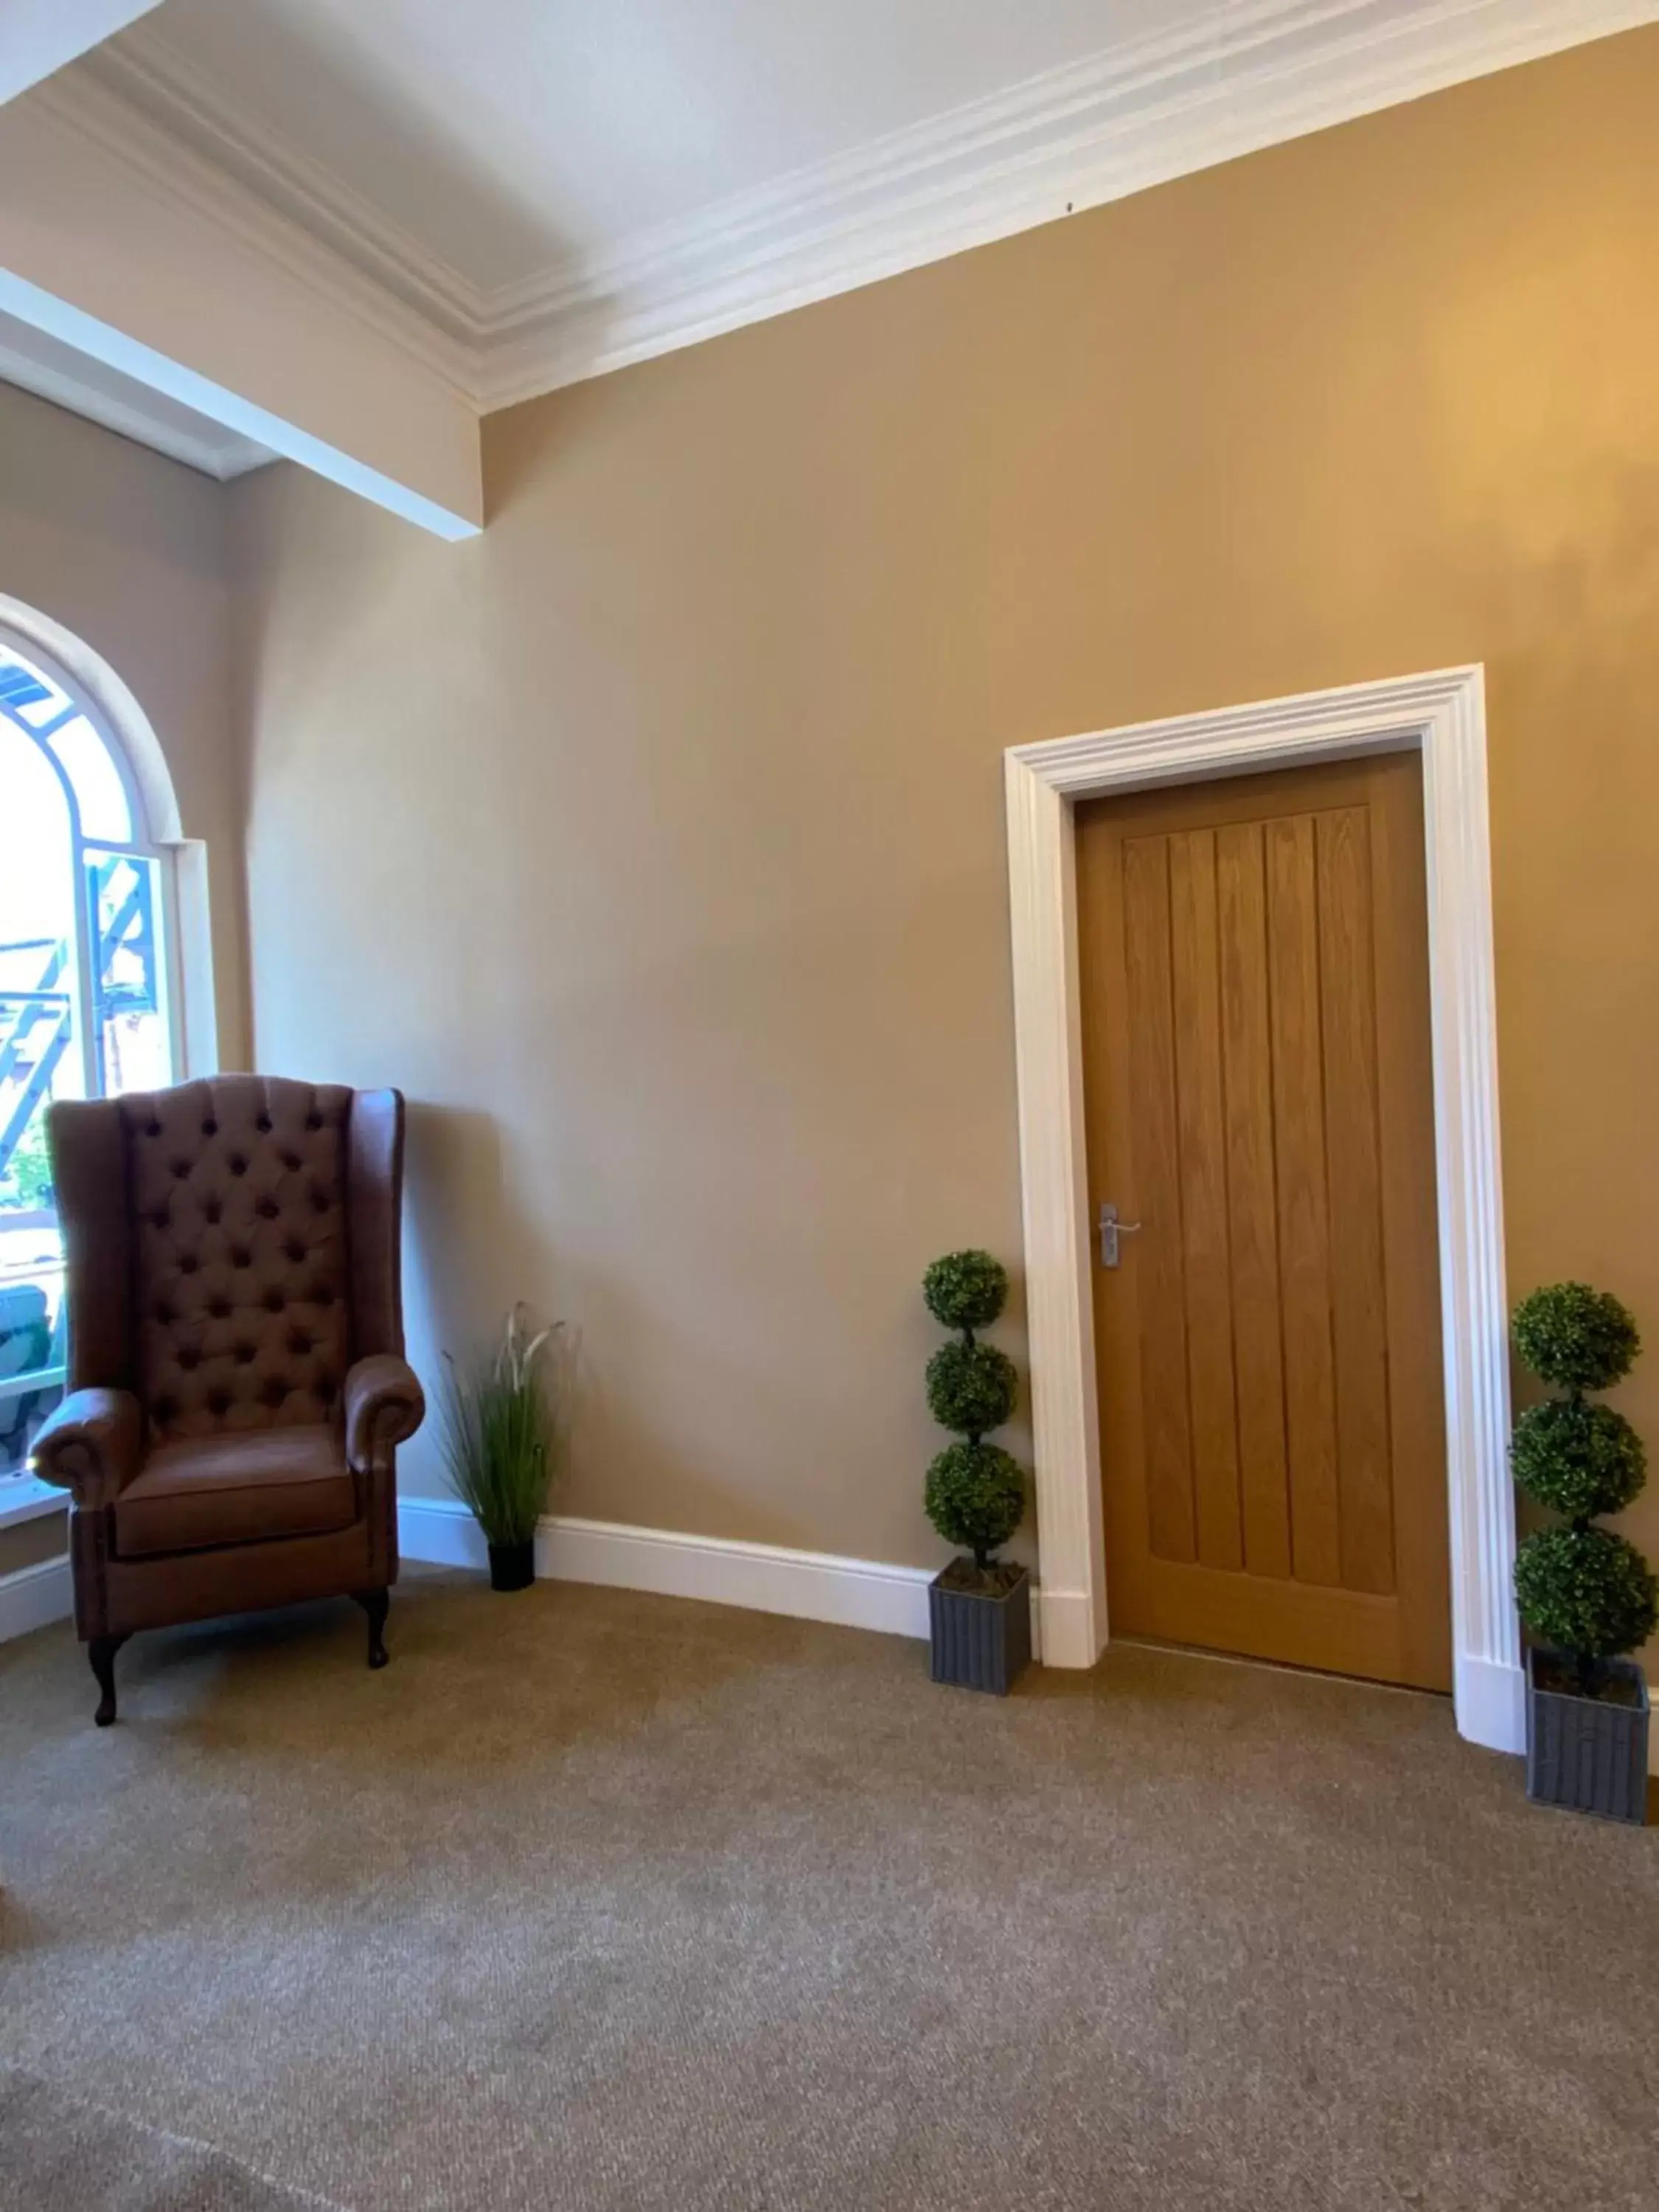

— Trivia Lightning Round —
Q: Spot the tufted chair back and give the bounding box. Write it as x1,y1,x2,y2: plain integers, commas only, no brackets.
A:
52,1076,406,1446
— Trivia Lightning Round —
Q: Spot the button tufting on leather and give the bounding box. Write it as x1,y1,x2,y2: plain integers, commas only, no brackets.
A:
201,1118,218,1136
305,1113,323,1131
234,1343,255,1365
208,1391,231,1416
208,1296,231,1319
257,1113,273,1133
264,1287,286,1313
256,1197,279,1219
206,1199,222,1224
170,1160,189,1180
229,1156,248,1176
230,1246,251,1268
285,1239,305,1265
179,1253,199,1274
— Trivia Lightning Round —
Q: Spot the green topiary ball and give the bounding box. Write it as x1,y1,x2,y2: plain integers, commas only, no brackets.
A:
1512,1283,1639,1394
1514,1523,1658,1661
922,1249,1008,1332
925,1441,1025,1564
1511,1398,1646,1522
925,1339,1017,1438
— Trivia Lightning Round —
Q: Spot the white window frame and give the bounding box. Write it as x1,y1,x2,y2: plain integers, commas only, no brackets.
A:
0,598,214,1521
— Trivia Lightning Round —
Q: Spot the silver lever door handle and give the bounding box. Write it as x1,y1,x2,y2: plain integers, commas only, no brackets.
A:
1099,1202,1142,1268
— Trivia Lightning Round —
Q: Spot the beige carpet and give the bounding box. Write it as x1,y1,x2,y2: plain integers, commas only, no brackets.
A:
1,1571,1655,2212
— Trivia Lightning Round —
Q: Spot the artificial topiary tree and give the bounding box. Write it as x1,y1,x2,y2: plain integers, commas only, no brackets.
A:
922,1250,1025,1576
1511,1283,1658,1693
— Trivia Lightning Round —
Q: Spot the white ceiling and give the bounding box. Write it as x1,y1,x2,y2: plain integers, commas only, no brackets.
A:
0,0,157,106
110,0,1210,293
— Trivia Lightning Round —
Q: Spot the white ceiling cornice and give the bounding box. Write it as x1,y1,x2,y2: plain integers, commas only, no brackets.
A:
27,66,476,397
65,0,1659,414
79,29,490,341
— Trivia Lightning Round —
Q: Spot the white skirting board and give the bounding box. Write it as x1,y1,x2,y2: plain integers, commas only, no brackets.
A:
398,1495,1044,1660
0,1554,72,1644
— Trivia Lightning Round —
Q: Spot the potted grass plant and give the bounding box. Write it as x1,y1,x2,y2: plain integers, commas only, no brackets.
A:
922,1250,1032,1694
440,1306,563,1591
1512,1283,1656,1822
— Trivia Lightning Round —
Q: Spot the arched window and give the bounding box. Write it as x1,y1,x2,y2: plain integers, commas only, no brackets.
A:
1,622,182,1478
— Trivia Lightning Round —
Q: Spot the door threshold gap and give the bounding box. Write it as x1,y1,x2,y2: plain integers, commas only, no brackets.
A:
1112,1635,1447,1700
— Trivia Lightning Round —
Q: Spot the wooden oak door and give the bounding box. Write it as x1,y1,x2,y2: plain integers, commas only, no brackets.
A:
1077,752,1451,1691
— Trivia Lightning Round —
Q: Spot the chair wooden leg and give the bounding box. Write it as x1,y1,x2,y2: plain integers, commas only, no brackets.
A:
352,1587,390,1670
89,1634,129,1727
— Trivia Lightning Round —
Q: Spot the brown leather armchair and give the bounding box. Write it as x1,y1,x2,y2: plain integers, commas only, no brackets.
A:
32,1076,425,1725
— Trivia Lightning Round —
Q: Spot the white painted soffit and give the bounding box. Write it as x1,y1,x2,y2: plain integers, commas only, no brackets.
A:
0,307,274,479
73,0,1659,413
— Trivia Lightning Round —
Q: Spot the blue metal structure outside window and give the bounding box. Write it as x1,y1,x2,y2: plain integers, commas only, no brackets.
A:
0,636,175,1475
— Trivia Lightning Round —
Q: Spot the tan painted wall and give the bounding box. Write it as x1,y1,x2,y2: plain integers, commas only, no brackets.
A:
0,383,247,1582
232,33,1659,1660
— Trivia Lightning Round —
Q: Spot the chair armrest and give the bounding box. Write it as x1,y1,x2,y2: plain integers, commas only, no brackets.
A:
344,1355,424,1474
29,1388,144,1509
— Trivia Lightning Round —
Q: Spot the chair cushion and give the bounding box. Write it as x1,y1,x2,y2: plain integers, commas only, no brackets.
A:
114,1426,357,1559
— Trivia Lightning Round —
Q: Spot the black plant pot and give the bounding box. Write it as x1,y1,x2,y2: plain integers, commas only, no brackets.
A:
487,1539,536,1593
1526,1646,1649,1824
929,1560,1032,1695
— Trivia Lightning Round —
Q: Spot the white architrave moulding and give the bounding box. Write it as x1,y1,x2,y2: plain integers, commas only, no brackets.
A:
1004,667,1524,1755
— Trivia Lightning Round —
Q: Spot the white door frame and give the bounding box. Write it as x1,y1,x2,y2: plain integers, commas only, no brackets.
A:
1004,666,1523,1754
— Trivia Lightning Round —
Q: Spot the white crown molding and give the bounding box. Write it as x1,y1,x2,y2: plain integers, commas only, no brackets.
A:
27,64,477,403
80,29,492,342
41,0,1659,417
478,0,1658,407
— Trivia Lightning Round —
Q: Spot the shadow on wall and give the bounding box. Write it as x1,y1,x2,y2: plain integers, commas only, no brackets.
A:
400,1102,541,1482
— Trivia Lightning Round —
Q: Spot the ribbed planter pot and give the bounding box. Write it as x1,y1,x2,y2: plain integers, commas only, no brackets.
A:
929,1562,1032,1696
487,1539,536,1593
1526,1646,1649,1824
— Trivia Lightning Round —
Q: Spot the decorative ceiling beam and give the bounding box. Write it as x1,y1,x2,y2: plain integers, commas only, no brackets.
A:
0,72,481,538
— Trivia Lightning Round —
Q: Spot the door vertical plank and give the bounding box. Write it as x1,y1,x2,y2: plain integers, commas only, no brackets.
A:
1318,806,1397,1596
1122,836,1197,1564
1216,821,1292,1581
1265,816,1342,1587
1168,830,1244,1571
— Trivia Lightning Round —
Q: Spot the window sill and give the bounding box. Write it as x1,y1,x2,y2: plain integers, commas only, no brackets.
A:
0,1476,68,1531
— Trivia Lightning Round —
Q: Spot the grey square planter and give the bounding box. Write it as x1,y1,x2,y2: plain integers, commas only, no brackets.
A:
1526,1646,1649,1824
929,1562,1032,1695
